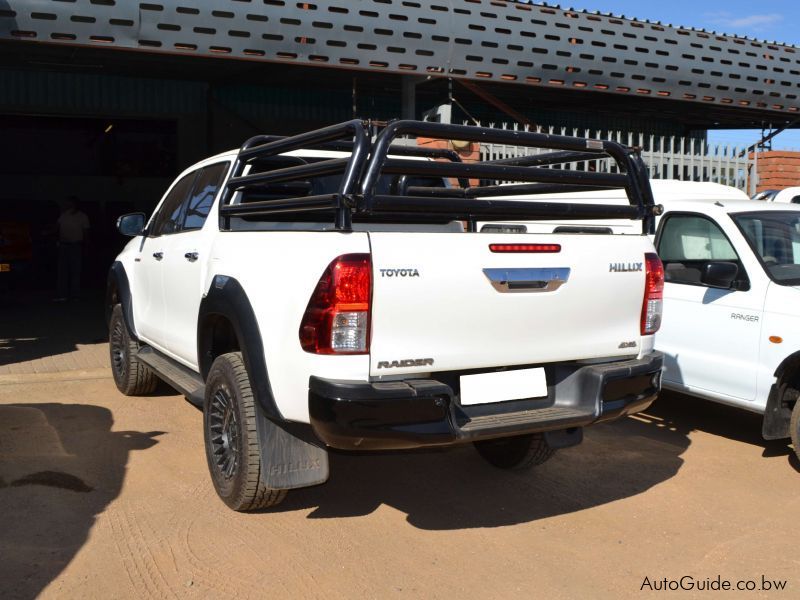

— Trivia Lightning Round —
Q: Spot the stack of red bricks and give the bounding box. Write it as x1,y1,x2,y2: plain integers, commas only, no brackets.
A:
753,151,800,192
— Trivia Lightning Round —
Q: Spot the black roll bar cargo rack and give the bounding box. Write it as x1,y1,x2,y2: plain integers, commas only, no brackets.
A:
219,119,659,234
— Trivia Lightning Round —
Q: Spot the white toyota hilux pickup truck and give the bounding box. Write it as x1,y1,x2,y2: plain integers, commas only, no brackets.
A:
107,120,664,511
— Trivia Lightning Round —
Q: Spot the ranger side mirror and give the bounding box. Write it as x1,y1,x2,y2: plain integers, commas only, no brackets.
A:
701,261,738,289
116,213,146,237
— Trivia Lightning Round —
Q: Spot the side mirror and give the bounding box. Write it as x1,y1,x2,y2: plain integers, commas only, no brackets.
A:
701,261,738,289
116,213,146,237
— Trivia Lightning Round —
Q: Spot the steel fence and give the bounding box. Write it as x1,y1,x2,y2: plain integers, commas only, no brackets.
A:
473,122,752,191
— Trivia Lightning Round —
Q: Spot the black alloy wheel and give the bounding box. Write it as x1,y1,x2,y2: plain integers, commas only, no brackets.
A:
203,352,287,511
208,385,241,480
108,304,158,395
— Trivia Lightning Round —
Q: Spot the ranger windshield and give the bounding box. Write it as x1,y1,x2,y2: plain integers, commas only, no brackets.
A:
733,211,800,286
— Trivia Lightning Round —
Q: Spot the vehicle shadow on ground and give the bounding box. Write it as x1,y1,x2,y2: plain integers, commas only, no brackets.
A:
650,390,799,472
0,403,163,600
0,293,107,368
279,401,692,530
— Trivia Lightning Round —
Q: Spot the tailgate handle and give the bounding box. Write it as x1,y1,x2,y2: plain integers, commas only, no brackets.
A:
483,268,570,293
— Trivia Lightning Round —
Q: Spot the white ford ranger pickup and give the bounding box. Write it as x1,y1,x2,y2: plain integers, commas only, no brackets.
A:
654,195,800,459
106,120,664,511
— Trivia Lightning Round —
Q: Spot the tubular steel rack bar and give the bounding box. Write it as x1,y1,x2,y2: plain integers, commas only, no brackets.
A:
220,119,370,230
221,119,658,234
486,151,608,167
236,135,465,164
228,158,351,189
235,134,470,189
367,197,641,221
360,120,656,233
405,183,626,199
376,158,628,186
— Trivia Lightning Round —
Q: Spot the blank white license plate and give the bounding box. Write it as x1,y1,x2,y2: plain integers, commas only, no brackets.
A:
460,368,548,406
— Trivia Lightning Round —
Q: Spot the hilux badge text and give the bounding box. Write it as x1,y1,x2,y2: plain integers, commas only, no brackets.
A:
609,262,643,273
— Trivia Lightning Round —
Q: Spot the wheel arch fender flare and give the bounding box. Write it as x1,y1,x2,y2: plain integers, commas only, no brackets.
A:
197,275,282,420
106,261,136,337
772,350,800,381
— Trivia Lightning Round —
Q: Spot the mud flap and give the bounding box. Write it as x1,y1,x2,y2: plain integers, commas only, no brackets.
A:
762,383,792,440
257,414,330,489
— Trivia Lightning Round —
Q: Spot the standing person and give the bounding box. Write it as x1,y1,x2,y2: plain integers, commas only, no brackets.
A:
55,196,90,301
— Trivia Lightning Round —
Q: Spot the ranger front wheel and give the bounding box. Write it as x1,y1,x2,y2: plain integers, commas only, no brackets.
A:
790,400,800,462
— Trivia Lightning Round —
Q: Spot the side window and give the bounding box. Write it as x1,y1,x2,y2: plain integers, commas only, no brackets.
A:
183,162,229,231
790,196,800,204
151,172,196,236
657,214,745,287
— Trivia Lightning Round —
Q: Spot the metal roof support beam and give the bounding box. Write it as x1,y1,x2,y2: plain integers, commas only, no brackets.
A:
457,80,533,129
401,76,427,121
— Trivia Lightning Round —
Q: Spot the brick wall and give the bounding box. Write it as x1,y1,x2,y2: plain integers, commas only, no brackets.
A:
753,151,800,192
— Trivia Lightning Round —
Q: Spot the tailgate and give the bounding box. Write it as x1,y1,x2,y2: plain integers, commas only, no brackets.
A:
368,232,652,376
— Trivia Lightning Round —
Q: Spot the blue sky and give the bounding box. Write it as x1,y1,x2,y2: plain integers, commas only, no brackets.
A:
560,0,800,149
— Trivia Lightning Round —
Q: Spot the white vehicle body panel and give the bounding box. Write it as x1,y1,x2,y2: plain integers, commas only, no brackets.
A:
115,149,660,425
762,186,800,204
209,230,372,423
654,198,800,413
368,231,653,376
130,235,166,342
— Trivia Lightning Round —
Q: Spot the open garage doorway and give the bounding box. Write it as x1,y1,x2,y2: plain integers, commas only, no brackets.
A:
0,114,177,296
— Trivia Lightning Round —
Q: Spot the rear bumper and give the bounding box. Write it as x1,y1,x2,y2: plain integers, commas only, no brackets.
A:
308,352,663,450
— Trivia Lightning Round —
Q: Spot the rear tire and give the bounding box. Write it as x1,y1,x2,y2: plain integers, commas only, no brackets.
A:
203,352,287,511
109,304,158,396
474,433,555,470
790,400,800,462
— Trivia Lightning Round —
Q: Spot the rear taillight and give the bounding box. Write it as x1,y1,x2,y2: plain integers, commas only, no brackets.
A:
299,254,371,354
641,252,664,336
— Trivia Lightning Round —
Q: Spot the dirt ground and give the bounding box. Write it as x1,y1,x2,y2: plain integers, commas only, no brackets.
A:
1,372,799,600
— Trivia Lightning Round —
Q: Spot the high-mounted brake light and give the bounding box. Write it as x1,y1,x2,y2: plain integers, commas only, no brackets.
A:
299,254,371,354
641,252,664,336
489,244,561,253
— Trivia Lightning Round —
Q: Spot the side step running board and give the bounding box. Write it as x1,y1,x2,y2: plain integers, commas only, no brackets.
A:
137,346,205,407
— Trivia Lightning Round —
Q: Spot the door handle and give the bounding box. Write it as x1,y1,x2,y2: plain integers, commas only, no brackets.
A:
184,251,199,262
152,252,164,261
483,267,571,293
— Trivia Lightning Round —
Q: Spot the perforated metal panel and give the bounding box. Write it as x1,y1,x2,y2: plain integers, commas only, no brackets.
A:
1,0,798,116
